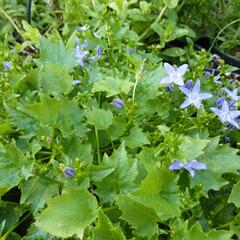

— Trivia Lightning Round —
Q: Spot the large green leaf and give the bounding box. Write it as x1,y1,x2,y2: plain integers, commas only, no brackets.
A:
130,167,181,220
228,179,240,207
41,63,73,96
0,142,33,192
116,195,159,238
96,143,138,202
191,137,240,192
19,176,59,214
92,209,126,240
85,107,113,130
38,37,76,72
36,189,98,238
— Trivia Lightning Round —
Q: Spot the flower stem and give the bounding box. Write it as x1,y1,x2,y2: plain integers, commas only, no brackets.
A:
208,18,240,53
0,5,22,36
95,126,101,164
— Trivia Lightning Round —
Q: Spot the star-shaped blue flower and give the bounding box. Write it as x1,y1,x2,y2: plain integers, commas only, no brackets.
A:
161,63,188,86
169,160,207,177
224,88,240,102
75,44,89,67
179,80,212,109
210,100,240,129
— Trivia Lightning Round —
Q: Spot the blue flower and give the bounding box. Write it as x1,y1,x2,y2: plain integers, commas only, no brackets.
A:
89,45,103,61
169,160,207,177
179,80,213,109
75,44,89,67
216,97,225,107
210,100,240,129
72,80,81,85
3,61,11,70
161,63,188,86
77,25,89,32
184,80,193,89
167,84,174,92
113,98,124,109
224,88,240,102
64,167,75,178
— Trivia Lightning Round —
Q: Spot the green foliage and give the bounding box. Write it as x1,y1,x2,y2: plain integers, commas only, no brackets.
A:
36,188,98,238
0,0,240,239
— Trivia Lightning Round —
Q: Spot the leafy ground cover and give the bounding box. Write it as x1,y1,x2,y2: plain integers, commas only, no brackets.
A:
0,0,240,239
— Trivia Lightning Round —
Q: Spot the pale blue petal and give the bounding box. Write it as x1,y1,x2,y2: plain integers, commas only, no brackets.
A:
164,63,175,75
228,118,240,129
169,160,183,170
222,101,229,113
179,87,191,96
184,166,195,177
230,110,240,119
177,64,188,76
161,76,172,85
190,160,207,170
192,100,201,109
180,99,192,109
192,80,201,93
199,93,213,100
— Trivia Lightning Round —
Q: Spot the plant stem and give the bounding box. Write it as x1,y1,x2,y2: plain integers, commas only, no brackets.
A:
95,127,101,164
0,5,22,35
208,18,240,53
139,5,167,40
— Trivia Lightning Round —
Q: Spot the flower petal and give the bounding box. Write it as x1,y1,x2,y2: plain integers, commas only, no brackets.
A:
179,87,191,96
230,110,240,119
164,63,175,75
222,101,229,113
199,93,213,100
180,99,192,109
161,76,172,85
227,118,240,129
190,160,207,170
177,64,188,76
184,166,195,177
168,160,183,170
192,80,201,93
192,100,201,109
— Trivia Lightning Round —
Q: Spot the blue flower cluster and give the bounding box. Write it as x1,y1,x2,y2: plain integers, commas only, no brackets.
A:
162,62,240,177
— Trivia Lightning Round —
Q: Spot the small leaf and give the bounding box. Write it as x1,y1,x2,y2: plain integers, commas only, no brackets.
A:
85,108,113,130
116,195,159,237
36,189,98,238
92,209,126,240
163,0,179,8
229,179,240,207
123,127,150,148
162,47,185,57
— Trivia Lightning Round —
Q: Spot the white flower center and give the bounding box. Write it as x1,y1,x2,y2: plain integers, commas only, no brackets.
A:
189,92,199,101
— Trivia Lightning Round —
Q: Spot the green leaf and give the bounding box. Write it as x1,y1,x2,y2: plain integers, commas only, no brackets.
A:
116,195,159,237
123,127,150,148
175,136,209,160
22,20,40,45
163,0,179,8
162,47,185,57
96,143,138,202
85,108,113,130
93,76,133,97
0,142,33,192
38,37,76,72
228,179,240,207
19,176,59,214
92,209,126,240
36,189,98,239
130,167,181,220
41,63,73,96
19,96,87,137
191,137,240,192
